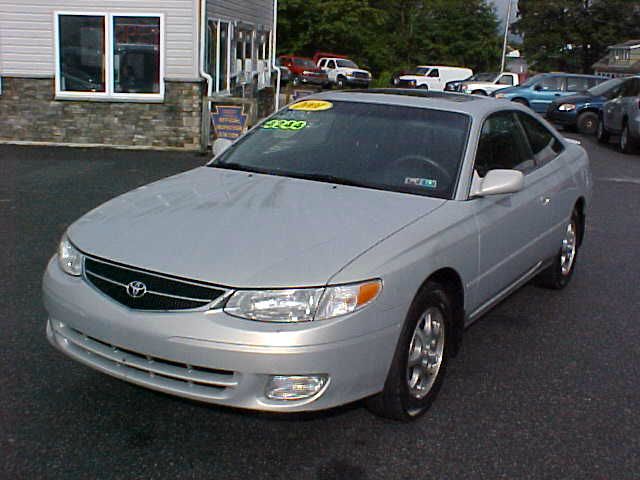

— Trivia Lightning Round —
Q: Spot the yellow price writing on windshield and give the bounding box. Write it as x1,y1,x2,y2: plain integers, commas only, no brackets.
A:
262,119,308,131
289,100,333,112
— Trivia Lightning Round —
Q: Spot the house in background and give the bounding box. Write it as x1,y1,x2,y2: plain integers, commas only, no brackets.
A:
0,1,276,151
593,40,640,78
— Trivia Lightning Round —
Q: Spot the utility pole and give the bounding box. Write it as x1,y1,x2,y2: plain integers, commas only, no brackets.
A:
501,0,513,73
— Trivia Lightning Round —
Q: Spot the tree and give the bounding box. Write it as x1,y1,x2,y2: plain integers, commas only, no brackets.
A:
277,0,503,77
513,0,640,73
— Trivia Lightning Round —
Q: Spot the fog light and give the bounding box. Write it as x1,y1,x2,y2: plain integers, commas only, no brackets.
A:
265,375,328,401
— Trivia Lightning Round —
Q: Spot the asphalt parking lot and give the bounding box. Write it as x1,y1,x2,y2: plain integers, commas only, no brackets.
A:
1,136,639,479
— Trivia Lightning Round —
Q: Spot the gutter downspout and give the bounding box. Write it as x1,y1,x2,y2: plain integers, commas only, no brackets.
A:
199,0,214,152
271,0,281,111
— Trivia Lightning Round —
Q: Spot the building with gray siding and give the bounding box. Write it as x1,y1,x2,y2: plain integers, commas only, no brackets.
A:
0,0,275,150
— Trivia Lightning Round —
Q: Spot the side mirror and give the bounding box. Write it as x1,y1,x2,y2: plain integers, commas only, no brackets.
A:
471,169,524,197
212,138,232,158
533,84,543,91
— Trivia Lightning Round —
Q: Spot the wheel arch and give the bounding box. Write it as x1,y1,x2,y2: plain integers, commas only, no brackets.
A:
420,267,465,356
575,197,586,247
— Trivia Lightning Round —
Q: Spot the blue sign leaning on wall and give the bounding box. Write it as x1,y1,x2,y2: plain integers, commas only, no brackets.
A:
211,105,248,140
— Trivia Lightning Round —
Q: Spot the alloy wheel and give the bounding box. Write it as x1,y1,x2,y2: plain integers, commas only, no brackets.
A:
406,306,445,400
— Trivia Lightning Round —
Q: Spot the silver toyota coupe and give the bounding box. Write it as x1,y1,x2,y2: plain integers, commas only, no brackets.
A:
43,90,592,420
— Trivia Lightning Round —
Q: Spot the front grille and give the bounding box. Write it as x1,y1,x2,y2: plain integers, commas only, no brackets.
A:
52,323,238,399
352,72,369,79
84,257,226,311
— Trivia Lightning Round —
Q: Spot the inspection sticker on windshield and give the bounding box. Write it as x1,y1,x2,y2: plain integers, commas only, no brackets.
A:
262,119,308,131
405,177,438,188
289,100,333,112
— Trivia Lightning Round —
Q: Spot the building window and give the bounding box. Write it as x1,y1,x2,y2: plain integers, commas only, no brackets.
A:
207,19,232,93
55,12,164,101
58,15,106,93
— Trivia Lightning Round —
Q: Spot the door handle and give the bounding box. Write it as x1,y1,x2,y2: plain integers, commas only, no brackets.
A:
541,197,551,206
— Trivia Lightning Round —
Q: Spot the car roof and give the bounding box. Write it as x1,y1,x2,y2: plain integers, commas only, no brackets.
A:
303,89,518,117
539,72,602,78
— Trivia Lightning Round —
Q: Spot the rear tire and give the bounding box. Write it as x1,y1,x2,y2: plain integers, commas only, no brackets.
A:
365,282,451,421
577,111,599,135
336,76,346,89
471,90,487,96
417,84,429,90
535,209,580,290
596,118,610,144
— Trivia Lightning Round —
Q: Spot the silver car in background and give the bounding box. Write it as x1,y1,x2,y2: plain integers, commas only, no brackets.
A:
43,90,592,420
597,75,640,154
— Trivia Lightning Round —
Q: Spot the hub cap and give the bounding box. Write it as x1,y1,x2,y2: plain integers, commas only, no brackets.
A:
560,221,577,276
406,307,445,400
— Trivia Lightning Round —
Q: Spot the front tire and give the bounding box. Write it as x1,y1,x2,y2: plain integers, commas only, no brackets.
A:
536,210,580,290
596,118,610,144
512,98,529,106
366,282,451,420
619,122,637,154
471,90,487,96
577,111,599,135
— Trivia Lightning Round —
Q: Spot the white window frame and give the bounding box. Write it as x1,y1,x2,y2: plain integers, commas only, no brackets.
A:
208,18,233,95
54,12,165,102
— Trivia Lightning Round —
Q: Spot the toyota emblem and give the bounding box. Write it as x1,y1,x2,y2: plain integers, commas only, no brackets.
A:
126,281,147,299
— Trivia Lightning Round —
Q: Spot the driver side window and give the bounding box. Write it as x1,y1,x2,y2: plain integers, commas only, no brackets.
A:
475,112,534,177
428,69,439,78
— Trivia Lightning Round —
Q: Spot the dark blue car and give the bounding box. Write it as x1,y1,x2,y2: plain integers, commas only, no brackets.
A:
546,77,627,134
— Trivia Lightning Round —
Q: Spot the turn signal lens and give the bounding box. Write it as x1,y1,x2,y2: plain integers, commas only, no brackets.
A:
315,280,382,320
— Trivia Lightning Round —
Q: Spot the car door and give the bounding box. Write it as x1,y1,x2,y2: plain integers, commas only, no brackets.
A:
604,78,634,132
516,112,572,260
471,111,554,303
530,76,565,113
427,68,441,90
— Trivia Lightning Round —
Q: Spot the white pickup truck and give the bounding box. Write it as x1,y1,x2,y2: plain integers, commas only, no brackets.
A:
459,72,520,96
317,57,372,88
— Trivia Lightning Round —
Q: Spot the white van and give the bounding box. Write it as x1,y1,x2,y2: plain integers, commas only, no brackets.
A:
398,66,473,91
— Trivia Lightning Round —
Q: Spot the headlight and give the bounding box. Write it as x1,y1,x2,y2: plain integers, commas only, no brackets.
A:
58,235,83,276
224,280,382,323
494,93,506,99
558,103,576,112
461,85,469,92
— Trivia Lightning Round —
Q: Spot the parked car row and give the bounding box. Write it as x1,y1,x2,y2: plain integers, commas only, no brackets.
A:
276,52,372,89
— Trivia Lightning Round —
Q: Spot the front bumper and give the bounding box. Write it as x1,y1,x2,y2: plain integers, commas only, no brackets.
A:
300,75,328,86
345,77,371,87
43,258,402,412
546,108,578,126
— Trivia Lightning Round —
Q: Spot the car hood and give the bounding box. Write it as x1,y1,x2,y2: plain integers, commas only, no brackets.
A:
68,167,445,288
550,92,601,106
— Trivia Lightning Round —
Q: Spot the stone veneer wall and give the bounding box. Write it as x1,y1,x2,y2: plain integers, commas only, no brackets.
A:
0,77,203,150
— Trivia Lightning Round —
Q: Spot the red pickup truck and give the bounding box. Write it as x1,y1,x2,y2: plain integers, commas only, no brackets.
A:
278,55,329,88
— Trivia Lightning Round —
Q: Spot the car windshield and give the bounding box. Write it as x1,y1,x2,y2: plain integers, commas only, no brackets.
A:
587,77,624,96
336,59,358,68
210,101,470,199
415,67,431,75
520,74,544,87
470,72,497,82
294,58,316,68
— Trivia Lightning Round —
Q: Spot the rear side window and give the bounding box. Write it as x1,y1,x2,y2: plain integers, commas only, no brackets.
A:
539,76,564,91
566,77,591,92
517,113,564,166
475,112,534,177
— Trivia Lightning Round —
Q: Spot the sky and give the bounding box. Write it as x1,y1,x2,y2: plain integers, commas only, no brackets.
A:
491,0,518,28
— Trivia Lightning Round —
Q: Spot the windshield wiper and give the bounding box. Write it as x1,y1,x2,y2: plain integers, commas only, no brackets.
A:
209,162,268,174
292,172,371,189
